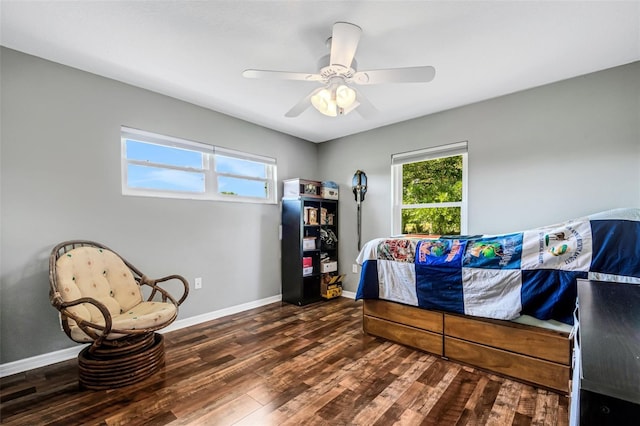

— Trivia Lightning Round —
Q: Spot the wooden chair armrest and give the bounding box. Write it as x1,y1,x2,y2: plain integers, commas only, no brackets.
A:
57,295,114,338
139,274,189,307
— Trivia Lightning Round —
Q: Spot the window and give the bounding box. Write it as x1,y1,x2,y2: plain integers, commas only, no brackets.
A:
391,141,467,235
121,127,277,203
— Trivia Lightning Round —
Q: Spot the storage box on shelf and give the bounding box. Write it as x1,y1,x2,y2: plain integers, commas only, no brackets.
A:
321,181,339,200
321,274,344,299
302,257,313,276
321,261,338,273
284,178,322,199
302,237,316,250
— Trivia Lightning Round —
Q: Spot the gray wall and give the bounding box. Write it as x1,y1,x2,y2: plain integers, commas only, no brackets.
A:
0,48,318,363
2,46,638,365
319,61,640,293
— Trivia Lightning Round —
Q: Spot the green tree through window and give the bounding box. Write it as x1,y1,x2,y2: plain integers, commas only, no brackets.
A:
392,142,467,236
401,156,462,234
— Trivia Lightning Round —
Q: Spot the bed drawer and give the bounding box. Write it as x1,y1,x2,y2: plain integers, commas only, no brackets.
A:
445,336,570,393
363,299,443,333
364,315,443,356
444,313,570,365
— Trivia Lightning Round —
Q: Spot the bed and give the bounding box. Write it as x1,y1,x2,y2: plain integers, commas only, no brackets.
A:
355,208,640,393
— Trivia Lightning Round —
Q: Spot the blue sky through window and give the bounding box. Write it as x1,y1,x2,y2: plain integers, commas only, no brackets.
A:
216,155,266,178
126,140,203,168
125,139,269,198
127,164,205,192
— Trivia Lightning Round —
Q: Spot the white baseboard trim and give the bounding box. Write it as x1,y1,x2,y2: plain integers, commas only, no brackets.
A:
160,294,282,334
342,290,356,299
0,294,283,378
0,345,85,378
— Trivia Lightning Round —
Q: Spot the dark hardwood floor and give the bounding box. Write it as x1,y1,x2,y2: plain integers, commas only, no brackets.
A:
1,298,569,425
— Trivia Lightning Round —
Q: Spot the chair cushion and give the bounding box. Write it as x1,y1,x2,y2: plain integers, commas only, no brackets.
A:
56,246,178,341
56,246,144,323
68,301,177,342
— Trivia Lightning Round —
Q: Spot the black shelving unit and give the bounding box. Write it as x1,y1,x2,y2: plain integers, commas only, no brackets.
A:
281,196,339,305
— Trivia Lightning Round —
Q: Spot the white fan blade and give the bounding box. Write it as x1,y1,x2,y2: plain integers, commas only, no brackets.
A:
353,89,377,119
330,22,362,69
243,69,323,82
352,66,436,85
285,88,324,118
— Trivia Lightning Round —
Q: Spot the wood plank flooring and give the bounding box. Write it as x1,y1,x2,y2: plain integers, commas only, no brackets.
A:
0,298,569,425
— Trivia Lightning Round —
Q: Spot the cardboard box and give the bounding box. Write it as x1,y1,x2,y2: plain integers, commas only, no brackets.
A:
321,274,345,299
322,274,344,285
303,238,316,250
322,285,342,299
321,261,338,273
302,256,313,276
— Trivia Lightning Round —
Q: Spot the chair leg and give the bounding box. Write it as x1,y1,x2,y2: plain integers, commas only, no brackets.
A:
77,333,165,390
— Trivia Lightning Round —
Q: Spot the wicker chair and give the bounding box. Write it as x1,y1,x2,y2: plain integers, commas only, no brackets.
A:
49,240,189,389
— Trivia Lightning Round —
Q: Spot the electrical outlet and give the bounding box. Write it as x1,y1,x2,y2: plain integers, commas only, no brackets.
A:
194,277,202,289
352,264,358,274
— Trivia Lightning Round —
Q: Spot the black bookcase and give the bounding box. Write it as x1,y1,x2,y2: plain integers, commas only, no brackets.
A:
281,196,338,305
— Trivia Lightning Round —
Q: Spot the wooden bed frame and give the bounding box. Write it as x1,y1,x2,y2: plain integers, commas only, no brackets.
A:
363,299,572,394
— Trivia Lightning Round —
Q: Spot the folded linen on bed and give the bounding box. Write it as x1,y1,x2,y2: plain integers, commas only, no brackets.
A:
356,208,640,325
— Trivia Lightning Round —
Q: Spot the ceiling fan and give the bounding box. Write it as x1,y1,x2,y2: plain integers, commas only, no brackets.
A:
242,22,436,118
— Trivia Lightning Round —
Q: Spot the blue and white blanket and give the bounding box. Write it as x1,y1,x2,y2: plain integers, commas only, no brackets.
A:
356,208,640,325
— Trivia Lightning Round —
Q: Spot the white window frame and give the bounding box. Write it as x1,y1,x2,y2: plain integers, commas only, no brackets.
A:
121,126,277,204
391,141,468,235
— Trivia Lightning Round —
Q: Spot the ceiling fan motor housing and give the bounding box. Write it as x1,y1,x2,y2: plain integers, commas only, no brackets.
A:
316,54,357,82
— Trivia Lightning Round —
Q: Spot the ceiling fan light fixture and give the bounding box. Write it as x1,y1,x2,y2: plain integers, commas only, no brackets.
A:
311,82,357,117
311,89,338,117
341,99,360,116
336,84,356,108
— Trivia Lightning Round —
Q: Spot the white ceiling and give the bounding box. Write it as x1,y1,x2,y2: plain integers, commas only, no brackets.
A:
1,1,639,143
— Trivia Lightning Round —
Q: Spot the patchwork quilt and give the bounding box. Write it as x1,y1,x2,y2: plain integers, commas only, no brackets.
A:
355,208,640,325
